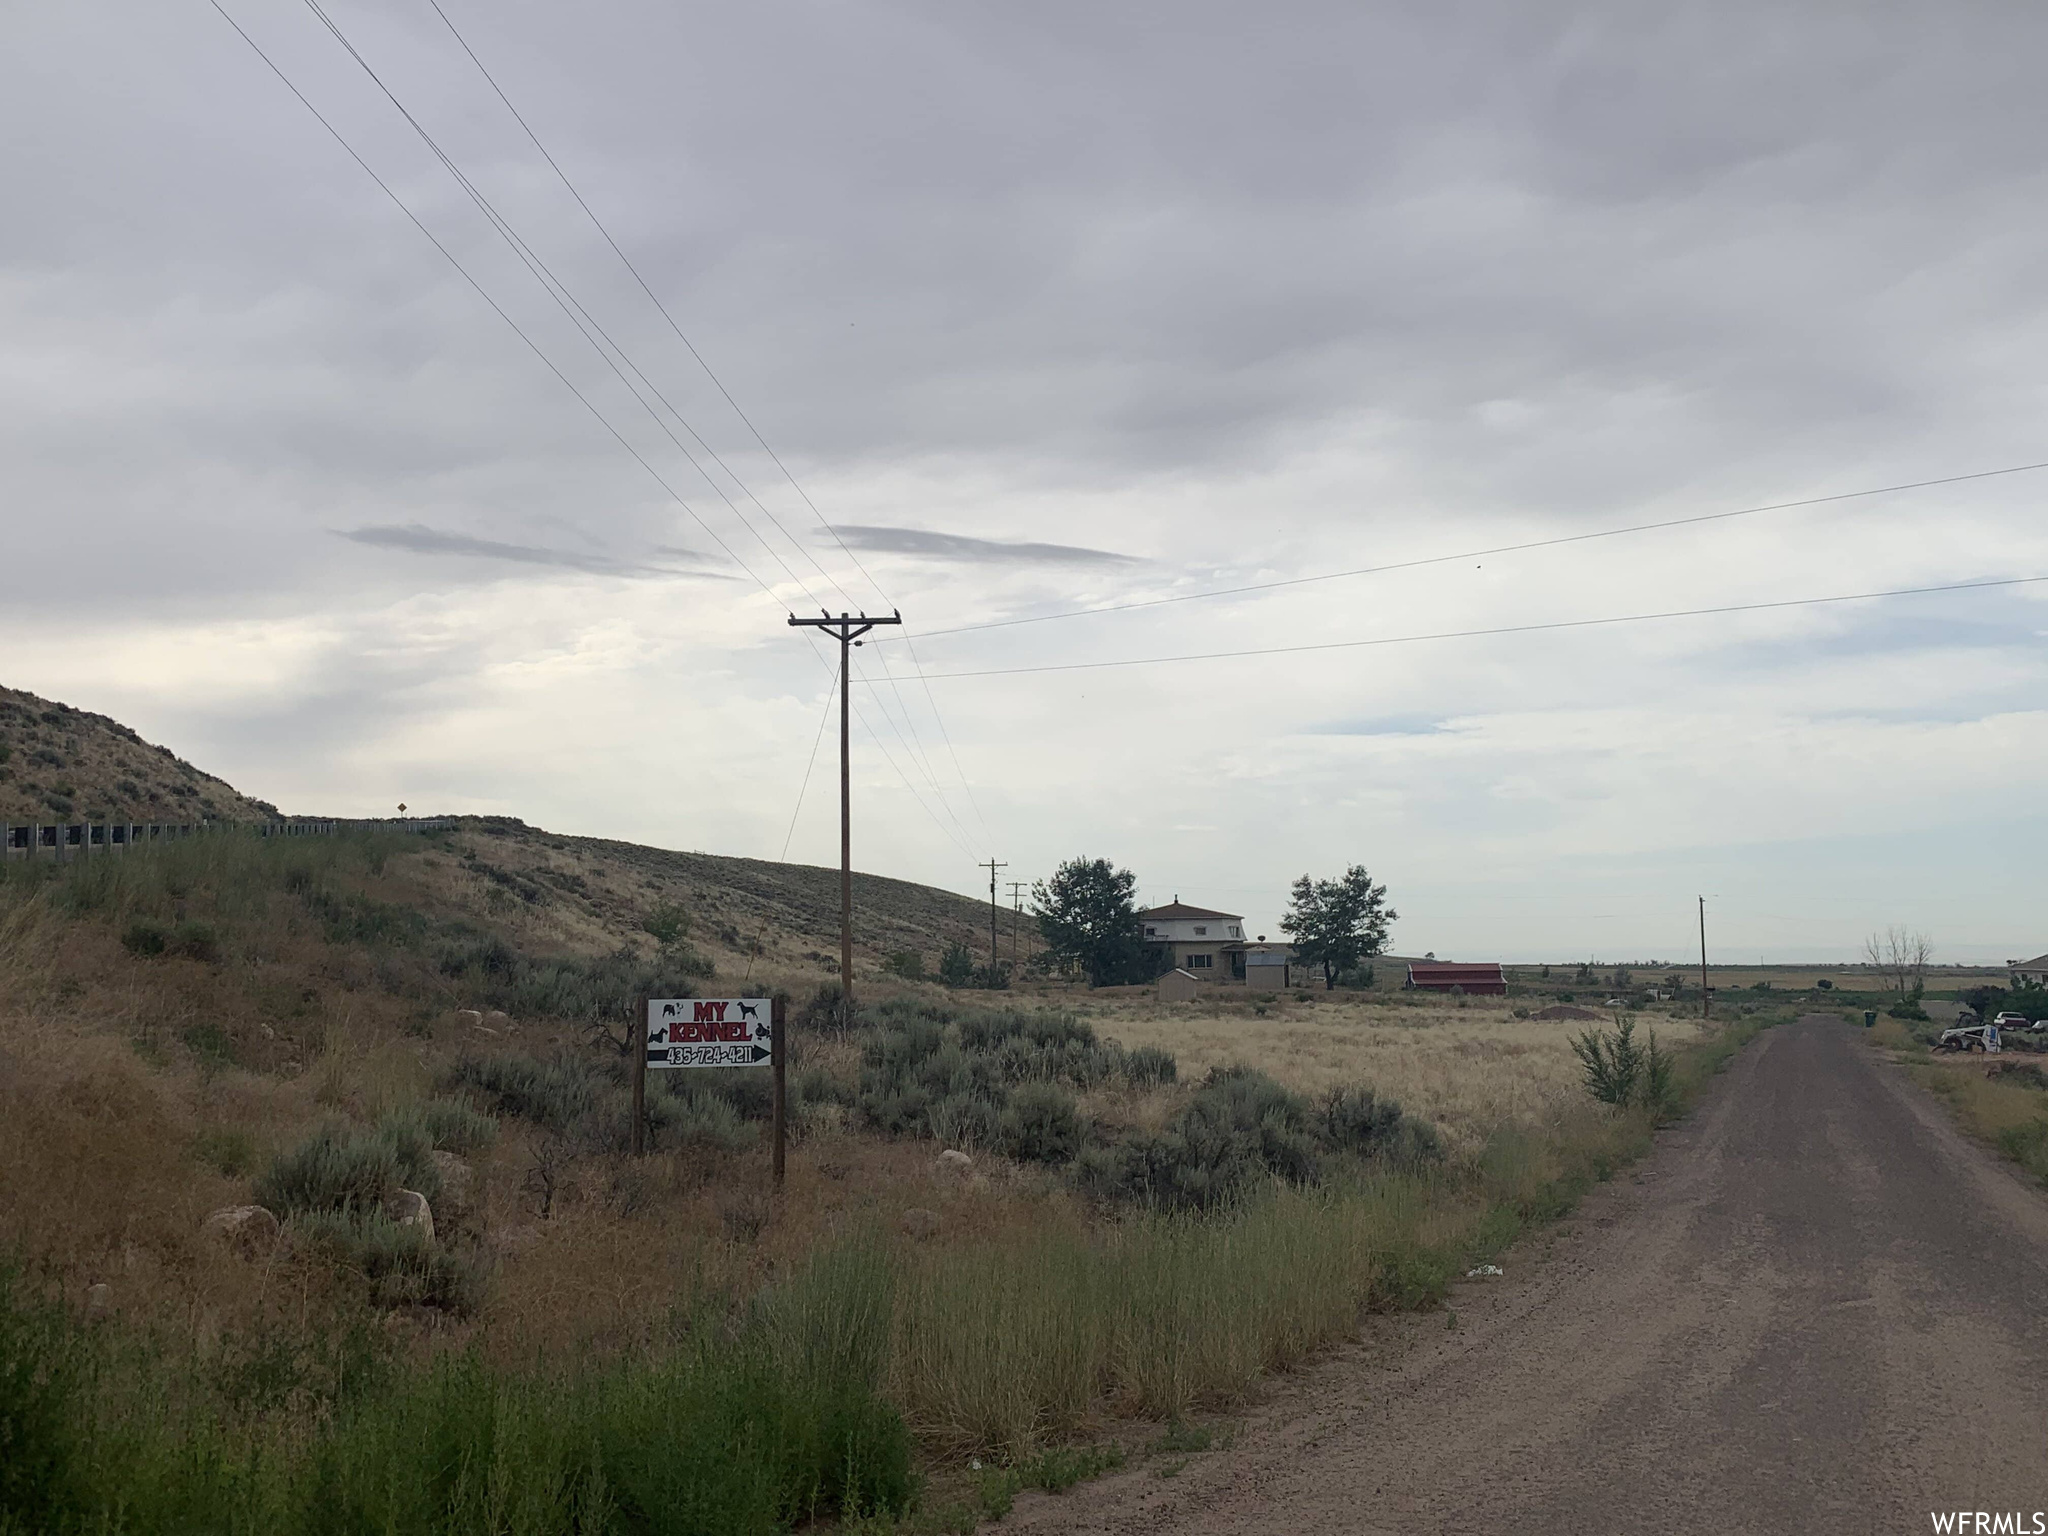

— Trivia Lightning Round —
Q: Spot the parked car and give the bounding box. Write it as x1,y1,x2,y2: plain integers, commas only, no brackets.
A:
1991,1011,2037,1031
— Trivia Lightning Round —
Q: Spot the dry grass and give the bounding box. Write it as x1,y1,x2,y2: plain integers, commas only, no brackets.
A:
1077,990,1707,1151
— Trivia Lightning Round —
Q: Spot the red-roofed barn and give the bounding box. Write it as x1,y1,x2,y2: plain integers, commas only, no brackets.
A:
1405,962,1507,996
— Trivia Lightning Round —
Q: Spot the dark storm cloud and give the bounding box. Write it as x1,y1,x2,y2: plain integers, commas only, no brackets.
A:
830,525,1135,565
335,523,728,579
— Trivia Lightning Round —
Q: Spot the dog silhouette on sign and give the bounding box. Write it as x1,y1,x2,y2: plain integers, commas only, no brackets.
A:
662,1002,682,1019
738,1002,760,1023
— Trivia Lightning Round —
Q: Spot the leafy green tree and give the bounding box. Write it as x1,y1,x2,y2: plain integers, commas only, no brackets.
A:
937,941,975,987
1030,857,1145,987
1280,865,1397,991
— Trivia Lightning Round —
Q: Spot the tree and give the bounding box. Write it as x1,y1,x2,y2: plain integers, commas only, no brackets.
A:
1030,857,1146,987
937,941,975,987
1280,866,1397,991
1863,926,1933,993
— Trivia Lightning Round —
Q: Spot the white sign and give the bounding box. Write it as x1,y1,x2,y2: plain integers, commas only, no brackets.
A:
646,997,773,1069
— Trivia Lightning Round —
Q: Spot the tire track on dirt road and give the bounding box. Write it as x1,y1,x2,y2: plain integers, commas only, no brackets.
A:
1010,1016,2048,1534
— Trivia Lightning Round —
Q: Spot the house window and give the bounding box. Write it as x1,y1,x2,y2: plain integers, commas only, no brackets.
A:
1193,926,1207,935
1188,953,1213,969
1229,926,1240,937
1144,927,1156,936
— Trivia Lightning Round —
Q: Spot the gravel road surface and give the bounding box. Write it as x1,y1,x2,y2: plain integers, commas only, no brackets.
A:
1010,1016,2048,1534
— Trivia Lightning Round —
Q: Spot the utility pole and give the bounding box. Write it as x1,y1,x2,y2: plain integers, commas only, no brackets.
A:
1698,896,1710,1021
982,858,1008,976
787,609,902,1009
1007,879,1027,964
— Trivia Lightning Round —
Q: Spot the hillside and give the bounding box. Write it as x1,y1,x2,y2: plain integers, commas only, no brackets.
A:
0,685,279,823
0,682,1015,974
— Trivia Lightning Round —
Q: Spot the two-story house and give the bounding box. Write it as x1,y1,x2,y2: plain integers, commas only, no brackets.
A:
1139,899,1247,978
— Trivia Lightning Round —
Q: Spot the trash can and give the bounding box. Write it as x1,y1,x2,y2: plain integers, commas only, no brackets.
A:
1863,1010,1877,1028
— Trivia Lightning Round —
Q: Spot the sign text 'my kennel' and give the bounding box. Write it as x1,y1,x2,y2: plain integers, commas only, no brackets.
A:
645,997,774,1068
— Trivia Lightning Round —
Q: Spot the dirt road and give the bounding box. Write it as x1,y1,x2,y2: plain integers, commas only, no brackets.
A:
1013,1017,2048,1534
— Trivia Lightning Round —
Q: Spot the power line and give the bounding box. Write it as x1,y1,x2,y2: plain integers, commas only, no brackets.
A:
216,2,984,857
208,0,784,601
884,573,2048,680
415,1,994,840
886,460,2048,643
299,0,838,611
422,0,878,610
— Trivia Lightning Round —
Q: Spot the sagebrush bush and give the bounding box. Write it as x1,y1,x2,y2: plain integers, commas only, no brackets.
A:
1084,1067,1320,1211
409,1096,499,1156
1001,1082,1081,1164
1125,1044,1177,1088
292,1209,490,1314
446,1052,614,1131
1322,1085,1442,1166
438,936,707,1025
647,1084,756,1153
256,1125,402,1216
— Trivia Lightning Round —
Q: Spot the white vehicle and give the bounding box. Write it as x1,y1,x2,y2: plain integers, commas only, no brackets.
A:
1938,1023,2003,1053
1991,1011,2036,1031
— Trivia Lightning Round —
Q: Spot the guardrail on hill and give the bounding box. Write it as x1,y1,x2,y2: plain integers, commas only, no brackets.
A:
0,816,460,861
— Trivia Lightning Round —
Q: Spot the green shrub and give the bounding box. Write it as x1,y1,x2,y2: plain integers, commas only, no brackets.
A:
938,941,975,987
641,901,691,944
292,1210,490,1314
1001,1083,1081,1164
254,1121,442,1217
1088,1068,1320,1211
1570,1018,1643,1105
1322,1085,1443,1165
446,1051,613,1131
120,919,167,957
411,1097,499,1156
927,1092,1001,1150
794,1065,855,1108
193,1126,258,1177
1570,1019,1678,1120
647,1083,757,1153
168,920,221,962
1126,1044,1177,1088
883,950,926,981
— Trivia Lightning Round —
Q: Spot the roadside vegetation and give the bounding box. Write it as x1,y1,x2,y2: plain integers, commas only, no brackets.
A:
0,829,1776,1534
1869,1001,2048,1186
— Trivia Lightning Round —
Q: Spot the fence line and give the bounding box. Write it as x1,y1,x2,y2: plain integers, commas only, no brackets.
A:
0,816,460,862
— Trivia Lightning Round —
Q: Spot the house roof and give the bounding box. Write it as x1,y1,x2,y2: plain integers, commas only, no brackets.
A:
1407,962,1507,980
1139,900,1242,921
2013,953,2048,970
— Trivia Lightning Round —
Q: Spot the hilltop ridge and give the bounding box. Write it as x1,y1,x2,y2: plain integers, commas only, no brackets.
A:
0,685,280,824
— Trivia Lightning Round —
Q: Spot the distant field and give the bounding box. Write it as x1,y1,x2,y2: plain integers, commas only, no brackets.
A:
1074,991,1707,1153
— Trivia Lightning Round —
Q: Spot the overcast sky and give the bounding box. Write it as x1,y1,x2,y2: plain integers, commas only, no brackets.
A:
6,1,2046,963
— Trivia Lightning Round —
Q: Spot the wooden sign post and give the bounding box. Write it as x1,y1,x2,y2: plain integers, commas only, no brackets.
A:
770,994,787,1189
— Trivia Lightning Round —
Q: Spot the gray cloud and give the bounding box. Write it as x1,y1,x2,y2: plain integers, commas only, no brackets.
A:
336,524,729,579
829,525,1135,565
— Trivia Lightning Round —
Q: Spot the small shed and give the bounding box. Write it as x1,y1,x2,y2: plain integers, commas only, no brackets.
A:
1158,967,1206,1003
1238,940,1293,989
1406,962,1508,996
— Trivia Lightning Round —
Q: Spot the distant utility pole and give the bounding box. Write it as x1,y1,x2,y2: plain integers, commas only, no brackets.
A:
1007,880,1027,964
787,609,902,1007
1698,896,1710,1021
982,858,1008,974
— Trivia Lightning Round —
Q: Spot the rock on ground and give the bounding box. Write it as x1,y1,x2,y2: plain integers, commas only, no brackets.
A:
900,1207,940,1240
386,1189,435,1242
429,1151,476,1221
